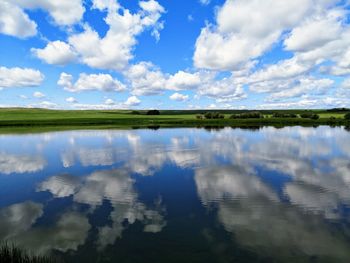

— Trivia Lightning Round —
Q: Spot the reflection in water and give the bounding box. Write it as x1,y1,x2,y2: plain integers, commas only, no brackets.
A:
0,127,350,262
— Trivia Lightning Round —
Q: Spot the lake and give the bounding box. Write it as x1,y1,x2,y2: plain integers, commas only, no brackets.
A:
1,126,350,263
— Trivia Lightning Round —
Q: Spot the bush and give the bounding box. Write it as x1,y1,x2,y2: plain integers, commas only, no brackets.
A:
300,112,313,118
230,111,263,119
310,114,320,120
345,113,350,120
300,112,319,120
272,112,297,118
203,112,224,119
0,243,60,263
146,110,160,115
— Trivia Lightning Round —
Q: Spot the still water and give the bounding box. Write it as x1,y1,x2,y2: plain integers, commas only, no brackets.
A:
1,127,350,263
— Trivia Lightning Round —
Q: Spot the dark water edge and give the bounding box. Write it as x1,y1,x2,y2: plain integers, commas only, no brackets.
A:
0,123,349,135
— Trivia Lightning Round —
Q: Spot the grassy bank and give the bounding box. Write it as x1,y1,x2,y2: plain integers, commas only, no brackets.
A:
0,243,60,263
0,108,349,132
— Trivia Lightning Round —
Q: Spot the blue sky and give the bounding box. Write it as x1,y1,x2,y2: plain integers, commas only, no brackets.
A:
0,0,349,109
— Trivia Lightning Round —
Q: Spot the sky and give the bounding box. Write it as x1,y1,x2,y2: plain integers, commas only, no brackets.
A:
0,0,350,110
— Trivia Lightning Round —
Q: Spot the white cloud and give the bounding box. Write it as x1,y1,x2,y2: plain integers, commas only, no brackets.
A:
197,75,247,102
0,152,46,174
167,71,201,91
268,77,334,100
12,0,85,26
33,91,45,98
0,0,84,39
57,72,126,93
0,1,37,38
126,62,167,95
0,67,44,89
194,0,313,71
125,62,216,97
66,97,77,103
35,101,58,109
64,0,165,71
169,92,189,101
32,41,77,65
0,201,43,240
284,9,344,52
105,98,115,105
124,96,141,106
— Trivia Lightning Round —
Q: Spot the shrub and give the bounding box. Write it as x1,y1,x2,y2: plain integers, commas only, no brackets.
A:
345,113,350,120
204,112,213,119
203,112,224,119
272,112,297,118
146,110,160,115
300,112,313,118
0,243,60,263
300,112,319,120
229,111,263,119
310,114,320,120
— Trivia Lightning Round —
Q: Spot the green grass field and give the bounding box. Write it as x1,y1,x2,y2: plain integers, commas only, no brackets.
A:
0,108,349,132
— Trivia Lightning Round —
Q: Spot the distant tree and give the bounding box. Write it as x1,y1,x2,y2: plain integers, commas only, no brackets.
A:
300,112,319,120
310,114,320,120
300,112,313,118
272,112,297,118
146,110,160,115
345,113,350,120
203,112,224,119
204,112,213,119
131,110,140,115
229,111,263,119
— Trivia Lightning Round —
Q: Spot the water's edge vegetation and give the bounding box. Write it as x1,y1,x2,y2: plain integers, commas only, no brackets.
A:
0,243,61,263
0,108,349,133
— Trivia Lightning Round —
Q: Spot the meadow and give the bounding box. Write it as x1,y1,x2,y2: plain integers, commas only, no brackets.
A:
0,108,349,132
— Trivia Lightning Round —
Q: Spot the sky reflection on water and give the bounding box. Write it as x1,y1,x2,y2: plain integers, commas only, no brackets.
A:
0,127,350,262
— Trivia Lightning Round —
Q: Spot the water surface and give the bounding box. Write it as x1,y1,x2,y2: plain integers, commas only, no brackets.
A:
1,127,350,263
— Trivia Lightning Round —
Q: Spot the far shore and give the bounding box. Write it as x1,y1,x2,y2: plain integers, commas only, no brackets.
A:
0,108,349,133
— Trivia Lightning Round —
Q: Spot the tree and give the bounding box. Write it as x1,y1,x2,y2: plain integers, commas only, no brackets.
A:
345,112,350,120
146,110,160,115
230,111,263,119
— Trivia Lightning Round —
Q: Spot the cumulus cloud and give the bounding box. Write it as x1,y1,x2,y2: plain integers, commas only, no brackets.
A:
62,0,165,71
0,0,84,39
0,67,44,89
126,62,167,95
33,91,45,98
32,41,77,65
12,0,85,26
125,61,245,101
66,97,77,103
37,169,166,249
167,71,201,91
270,77,333,100
194,0,313,71
169,92,189,101
57,72,126,93
105,98,115,105
0,201,43,240
124,96,141,106
0,152,47,174
0,1,37,38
